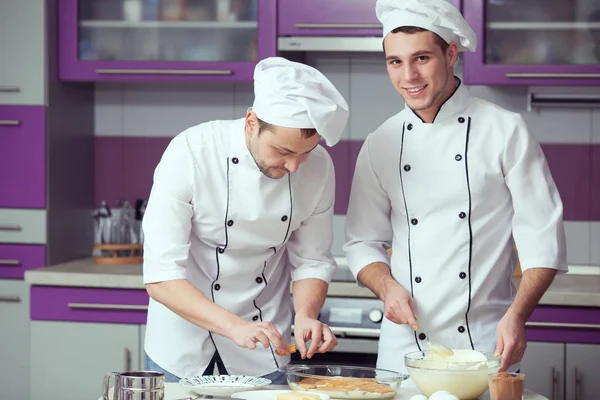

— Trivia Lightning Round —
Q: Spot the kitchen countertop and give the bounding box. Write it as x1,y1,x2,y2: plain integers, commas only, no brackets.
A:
99,383,548,400
24,258,600,307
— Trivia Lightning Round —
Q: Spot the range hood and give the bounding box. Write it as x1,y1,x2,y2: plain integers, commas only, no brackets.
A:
527,86,600,110
278,37,382,52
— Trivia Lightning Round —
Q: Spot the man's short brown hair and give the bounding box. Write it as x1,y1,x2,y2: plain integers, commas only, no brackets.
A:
257,118,318,138
385,26,450,54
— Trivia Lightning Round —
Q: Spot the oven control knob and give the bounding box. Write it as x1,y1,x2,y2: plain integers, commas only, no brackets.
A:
369,309,384,323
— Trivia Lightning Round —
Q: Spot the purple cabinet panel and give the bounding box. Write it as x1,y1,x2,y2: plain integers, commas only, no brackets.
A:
0,106,46,209
0,245,46,280
58,0,276,82
463,0,600,86
278,0,461,37
526,306,600,345
31,286,149,324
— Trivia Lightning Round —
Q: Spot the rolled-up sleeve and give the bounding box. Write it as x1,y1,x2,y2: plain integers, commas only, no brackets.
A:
142,133,195,284
503,115,568,273
287,153,337,283
343,137,393,279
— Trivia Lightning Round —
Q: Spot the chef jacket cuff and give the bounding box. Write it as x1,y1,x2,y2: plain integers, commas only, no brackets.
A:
520,260,569,275
291,263,335,283
143,265,188,284
347,255,391,288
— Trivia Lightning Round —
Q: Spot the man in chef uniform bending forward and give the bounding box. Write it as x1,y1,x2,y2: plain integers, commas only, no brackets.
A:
344,0,568,377
142,57,349,384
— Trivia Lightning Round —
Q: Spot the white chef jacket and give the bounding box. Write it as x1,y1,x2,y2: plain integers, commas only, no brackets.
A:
142,118,337,378
344,80,568,374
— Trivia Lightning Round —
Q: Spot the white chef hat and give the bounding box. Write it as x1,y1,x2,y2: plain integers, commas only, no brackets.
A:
252,57,349,147
376,0,477,52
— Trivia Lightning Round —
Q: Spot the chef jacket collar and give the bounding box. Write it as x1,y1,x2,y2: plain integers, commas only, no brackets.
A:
404,77,469,125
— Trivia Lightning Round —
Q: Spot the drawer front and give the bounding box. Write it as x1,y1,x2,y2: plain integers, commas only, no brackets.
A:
0,209,46,244
0,106,46,208
31,286,149,324
0,244,46,279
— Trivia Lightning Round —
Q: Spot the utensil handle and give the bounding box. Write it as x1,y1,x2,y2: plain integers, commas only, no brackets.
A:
574,368,581,400
124,348,131,372
551,367,557,400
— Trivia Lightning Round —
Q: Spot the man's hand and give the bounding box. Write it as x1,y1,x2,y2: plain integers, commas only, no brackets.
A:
383,281,418,331
227,320,287,355
495,312,527,371
294,313,338,359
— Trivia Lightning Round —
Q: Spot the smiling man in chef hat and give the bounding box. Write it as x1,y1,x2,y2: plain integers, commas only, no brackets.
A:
344,0,567,380
142,57,349,384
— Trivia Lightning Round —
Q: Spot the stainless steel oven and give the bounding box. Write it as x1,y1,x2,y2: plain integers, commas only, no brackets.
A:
291,296,384,368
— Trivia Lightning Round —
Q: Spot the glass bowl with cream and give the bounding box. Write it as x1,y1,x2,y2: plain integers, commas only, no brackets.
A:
404,349,501,399
280,364,409,399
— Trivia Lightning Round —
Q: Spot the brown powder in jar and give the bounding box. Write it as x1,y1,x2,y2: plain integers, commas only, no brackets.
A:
489,372,524,400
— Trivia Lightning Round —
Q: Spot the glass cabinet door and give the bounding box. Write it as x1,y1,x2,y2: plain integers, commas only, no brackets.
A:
484,0,599,65
78,0,259,62
59,0,275,81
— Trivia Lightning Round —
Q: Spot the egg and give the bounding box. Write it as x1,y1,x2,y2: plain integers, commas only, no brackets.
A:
429,391,459,400
409,395,429,400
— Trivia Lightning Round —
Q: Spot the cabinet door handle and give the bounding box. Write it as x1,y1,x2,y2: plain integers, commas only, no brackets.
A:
574,368,581,400
0,224,22,231
0,259,21,266
526,321,600,330
124,348,132,371
551,367,557,400
0,120,21,126
67,302,148,311
0,296,21,303
295,23,381,29
506,73,600,79
95,69,232,76
0,86,20,92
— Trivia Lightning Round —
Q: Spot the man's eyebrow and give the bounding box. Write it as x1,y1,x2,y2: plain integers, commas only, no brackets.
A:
278,142,319,155
385,50,435,62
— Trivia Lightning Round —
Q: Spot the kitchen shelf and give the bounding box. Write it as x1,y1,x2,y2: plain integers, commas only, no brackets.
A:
79,20,257,29
487,21,600,30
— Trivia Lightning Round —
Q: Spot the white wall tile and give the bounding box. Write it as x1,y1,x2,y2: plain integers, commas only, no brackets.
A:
95,83,124,137
306,53,352,140
465,85,528,114
349,53,404,140
233,82,254,118
591,222,600,265
122,82,235,137
564,221,592,265
522,109,592,144
332,214,346,257
593,110,600,144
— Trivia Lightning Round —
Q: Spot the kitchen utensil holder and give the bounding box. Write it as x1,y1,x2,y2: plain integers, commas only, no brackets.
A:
94,244,143,264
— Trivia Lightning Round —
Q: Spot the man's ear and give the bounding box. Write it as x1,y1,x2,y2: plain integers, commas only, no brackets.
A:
245,109,258,137
447,42,459,68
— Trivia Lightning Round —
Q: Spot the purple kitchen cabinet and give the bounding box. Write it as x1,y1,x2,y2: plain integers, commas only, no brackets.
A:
59,0,276,82
278,0,461,37
0,245,46,280
526,305,600,345
31,286,149,324
0,106,46,209
463,0,600,86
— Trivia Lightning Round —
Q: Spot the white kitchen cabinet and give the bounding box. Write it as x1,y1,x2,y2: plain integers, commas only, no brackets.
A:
0,0,46,105
30,321,141,400
0,280,30,400
566,344,600,400
521,342,565,400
